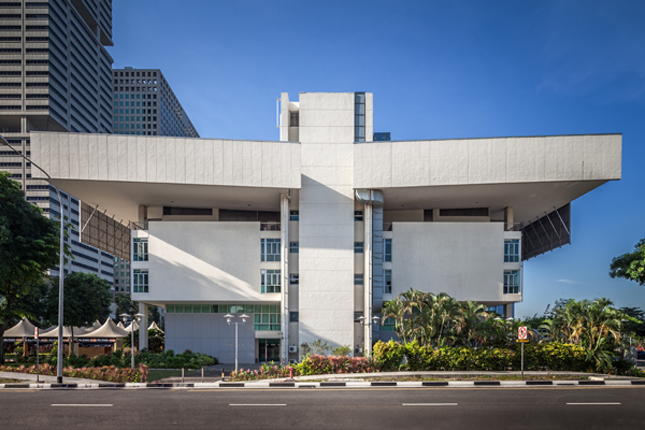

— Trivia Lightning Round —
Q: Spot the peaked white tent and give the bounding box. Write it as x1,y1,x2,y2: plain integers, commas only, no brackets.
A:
123,319,139,333
78,318,128,338
3,318,38,338
148,321,164,333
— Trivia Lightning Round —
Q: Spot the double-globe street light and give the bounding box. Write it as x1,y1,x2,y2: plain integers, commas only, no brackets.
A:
358,315,380,355
224,313,248,373
0,135,66,383
121,313,145,369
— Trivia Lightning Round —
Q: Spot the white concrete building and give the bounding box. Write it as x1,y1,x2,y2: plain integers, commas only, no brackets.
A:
30,92,621,363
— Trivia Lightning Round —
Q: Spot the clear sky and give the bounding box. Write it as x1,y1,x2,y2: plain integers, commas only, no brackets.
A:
110,0,645,317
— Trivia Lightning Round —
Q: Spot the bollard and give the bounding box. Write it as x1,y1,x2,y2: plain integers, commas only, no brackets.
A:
182,368,185,383
201,367,204,383
289,366,293,380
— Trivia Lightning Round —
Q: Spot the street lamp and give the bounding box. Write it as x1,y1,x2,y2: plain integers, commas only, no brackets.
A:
121,312,145,369
0,135,66,383
358,315,380,355
224,313,248,373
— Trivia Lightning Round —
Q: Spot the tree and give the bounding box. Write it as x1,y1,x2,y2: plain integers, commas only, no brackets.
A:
114,294,162,328
0,172,62,363
43,272,112,353
610,238,645,285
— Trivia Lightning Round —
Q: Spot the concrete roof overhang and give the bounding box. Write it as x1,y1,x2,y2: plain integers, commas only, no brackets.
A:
51,179,290,223
379,180,607,224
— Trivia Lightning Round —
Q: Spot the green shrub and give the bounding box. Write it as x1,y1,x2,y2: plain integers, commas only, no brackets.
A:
372,340,405,371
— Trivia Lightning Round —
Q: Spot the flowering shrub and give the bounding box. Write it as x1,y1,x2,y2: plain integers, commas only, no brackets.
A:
0,363,148,383
229,355,375,381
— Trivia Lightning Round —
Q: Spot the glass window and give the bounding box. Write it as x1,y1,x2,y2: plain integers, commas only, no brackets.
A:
133,238,148,261
503,270,520,294
132,269,148,293
354,274,363,285
354,242,364,254
384,239,392,262
261,269,281,293
289,242,299,253
384,269,392,294
290,311,299,322
289,273,299,285
261,238,281,262
289,210,299,221
354,211,363,221
166,304,175,313
382,316,396,332
504,239,520,263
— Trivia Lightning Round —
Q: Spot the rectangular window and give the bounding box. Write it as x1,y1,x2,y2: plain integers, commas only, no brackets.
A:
261,269,281,293
132,238,148,261
254,304,281,330
354,211,363,221
384,239,392,262
503,270,520,294
384,269,392,294
354,242,364,254
504,239,520,263
289,311,299,322
289,242,299,253
382,316,396,332
289,112,299,127
261,238,281,262
133,269,148,293
289,273,299,285
354,274,363,285
289,210,299,221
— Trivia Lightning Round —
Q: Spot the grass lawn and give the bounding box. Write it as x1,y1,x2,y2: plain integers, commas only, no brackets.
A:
148,369,183,382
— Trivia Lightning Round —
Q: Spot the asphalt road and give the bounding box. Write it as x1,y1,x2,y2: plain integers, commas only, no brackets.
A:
1,387,644,429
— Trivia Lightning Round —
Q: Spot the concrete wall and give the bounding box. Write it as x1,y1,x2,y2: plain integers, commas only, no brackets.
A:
392,222,505,302
133,221,278,302
166,313,255,363
354,134,622,188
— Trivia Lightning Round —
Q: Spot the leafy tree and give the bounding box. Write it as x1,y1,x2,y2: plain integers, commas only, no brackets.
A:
610,238,645,285
43,272,112,353
619,307,645,339
114,294,162,328
0,172,62,363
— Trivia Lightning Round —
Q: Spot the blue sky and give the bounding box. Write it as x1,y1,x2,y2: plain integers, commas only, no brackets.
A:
110,1,645,317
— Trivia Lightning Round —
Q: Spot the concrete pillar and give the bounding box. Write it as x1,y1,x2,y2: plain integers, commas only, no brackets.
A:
504,303,514,319
363,203,373,356
504,206,514,231
138,205,148,229
139,302,148,351
280,193,290,364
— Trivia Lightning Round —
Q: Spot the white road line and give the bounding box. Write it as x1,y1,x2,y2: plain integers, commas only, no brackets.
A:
402,403,459,406
229,404,286,407
51,404,113,407
566,403,621,406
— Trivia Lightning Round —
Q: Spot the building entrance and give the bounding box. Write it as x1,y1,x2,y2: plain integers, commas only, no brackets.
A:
258,338,280,363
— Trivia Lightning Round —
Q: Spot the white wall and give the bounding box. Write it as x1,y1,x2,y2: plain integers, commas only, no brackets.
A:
392,222,506,302
134,221,278,302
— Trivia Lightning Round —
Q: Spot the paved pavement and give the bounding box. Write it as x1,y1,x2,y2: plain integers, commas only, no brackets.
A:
0,371,100,384
1,385,643,429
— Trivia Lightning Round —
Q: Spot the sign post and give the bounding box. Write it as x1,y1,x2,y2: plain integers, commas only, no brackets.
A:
35,327,39,383
517,326,528,380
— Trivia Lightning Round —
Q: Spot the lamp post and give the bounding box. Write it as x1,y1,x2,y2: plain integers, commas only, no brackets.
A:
358,315,380,356
224,313,248,373
0,135,66,383
121,312,144,369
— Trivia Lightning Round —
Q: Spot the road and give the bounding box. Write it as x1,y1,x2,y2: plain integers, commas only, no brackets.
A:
1,387,643,429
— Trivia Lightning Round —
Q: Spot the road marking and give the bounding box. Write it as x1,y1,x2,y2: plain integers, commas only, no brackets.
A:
51,404,113,407
566,403,621,406
229,404,286,407
402,403,458,406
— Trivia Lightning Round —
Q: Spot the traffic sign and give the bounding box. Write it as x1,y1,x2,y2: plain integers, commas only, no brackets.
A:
518,326,527,340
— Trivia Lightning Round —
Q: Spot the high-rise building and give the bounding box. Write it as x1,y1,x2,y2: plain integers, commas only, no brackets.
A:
112,67,199,138
0,0,115,284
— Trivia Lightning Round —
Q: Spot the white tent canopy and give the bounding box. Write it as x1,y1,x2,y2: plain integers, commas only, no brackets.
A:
78,318,128,338
3,318,37,338
123,319,139,333
39,326,88,338
148,321,164,333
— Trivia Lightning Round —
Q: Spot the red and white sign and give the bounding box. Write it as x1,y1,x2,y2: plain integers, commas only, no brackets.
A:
518,326,528,340
34,327,39,340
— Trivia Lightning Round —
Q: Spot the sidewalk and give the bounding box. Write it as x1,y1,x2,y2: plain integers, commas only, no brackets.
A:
0,371,100,385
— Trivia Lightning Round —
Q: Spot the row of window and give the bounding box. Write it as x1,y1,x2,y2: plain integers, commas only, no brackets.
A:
165,303,281,331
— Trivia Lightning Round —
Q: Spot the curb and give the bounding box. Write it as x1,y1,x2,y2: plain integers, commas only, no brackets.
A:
1,380,644,390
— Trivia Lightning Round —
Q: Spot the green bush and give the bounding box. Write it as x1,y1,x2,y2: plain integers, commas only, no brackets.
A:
372,340,405,371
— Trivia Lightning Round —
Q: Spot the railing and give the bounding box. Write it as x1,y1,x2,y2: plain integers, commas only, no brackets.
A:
260,222,281,231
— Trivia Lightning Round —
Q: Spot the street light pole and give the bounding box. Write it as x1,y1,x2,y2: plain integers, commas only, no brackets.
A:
224,313,248,373
121,313,144,369
358,315,380,356
0,135,65,383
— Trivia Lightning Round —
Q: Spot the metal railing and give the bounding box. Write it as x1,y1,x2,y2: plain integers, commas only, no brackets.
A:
260,222,281,231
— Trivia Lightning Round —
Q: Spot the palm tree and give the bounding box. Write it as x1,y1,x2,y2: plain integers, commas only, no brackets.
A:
382,299,409,345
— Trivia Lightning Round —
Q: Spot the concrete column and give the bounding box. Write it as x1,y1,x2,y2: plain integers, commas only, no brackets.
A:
280,193,290,364
139,302,148,351
138,205,148,229
504,206,514,231
363,203,373,356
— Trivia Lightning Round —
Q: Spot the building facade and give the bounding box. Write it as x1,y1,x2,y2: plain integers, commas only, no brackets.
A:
30,92,622,364
0,0,114,283
112,67,199,138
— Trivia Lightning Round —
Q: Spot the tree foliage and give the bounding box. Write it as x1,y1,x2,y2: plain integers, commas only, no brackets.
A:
0,172,62,363
610,238,645,285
